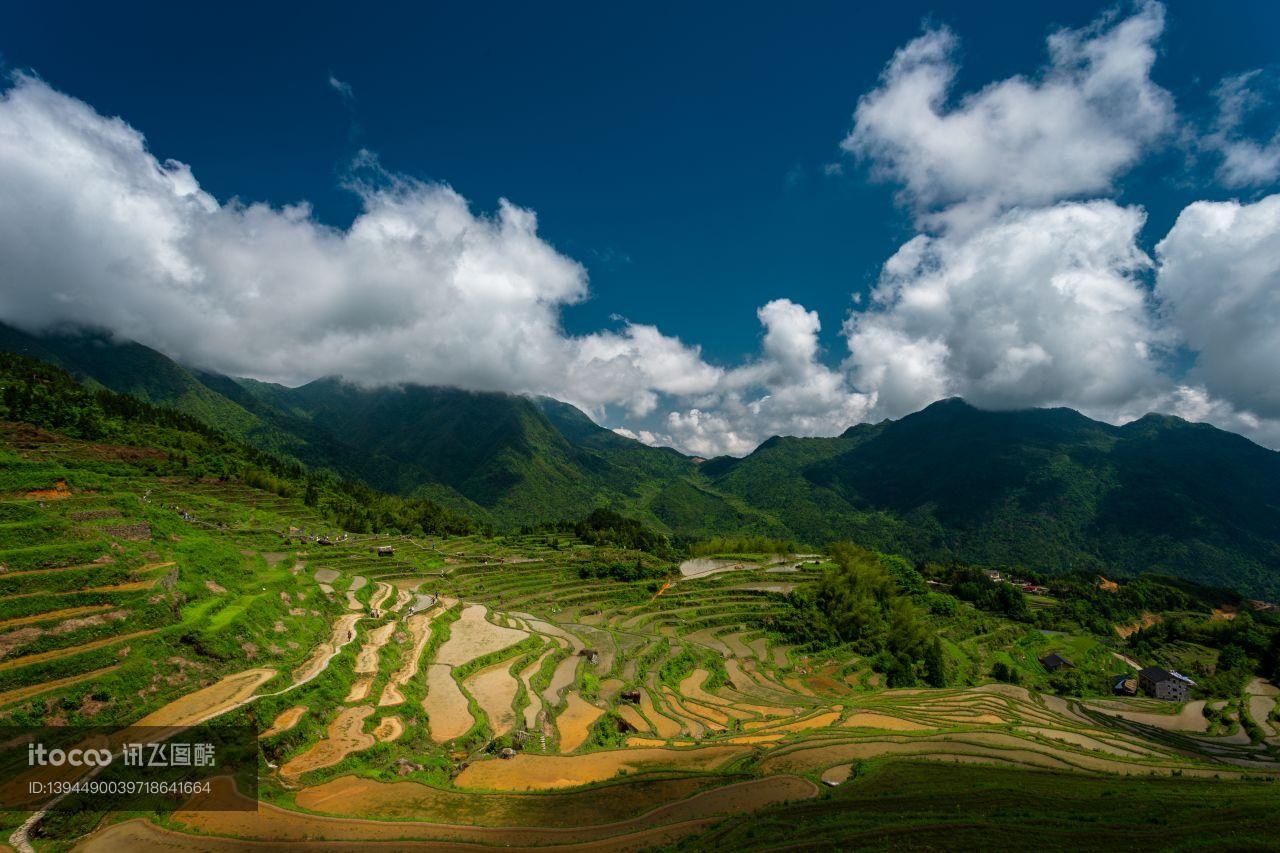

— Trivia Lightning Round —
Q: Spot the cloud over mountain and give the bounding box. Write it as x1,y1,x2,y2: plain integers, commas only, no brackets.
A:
0,0,1279,456
0,74,858,453
844,202,1166,418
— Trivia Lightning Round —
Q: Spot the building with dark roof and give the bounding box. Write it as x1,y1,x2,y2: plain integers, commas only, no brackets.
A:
1138,666,1194,702
1039,653,1074,672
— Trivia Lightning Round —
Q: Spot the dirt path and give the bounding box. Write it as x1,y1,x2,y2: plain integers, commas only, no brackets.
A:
346,576,368,611
261,706,307,739
388,589,413,613
369,582,393,612
0,629,158,673
0,605,114,631
1112,651,1142,670
379,611,434,707
281,706,376,779
292,614,362,685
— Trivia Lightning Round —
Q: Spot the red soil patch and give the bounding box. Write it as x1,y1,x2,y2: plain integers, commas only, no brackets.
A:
1115,612,1162,638
25,479,71,500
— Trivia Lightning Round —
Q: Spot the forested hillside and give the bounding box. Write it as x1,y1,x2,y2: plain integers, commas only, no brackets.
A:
4,324,1280,597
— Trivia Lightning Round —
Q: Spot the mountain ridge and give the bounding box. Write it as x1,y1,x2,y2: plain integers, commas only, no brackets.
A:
2,321,1278,597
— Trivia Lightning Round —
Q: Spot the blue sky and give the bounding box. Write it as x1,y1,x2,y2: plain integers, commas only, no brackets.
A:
2,1,1279,454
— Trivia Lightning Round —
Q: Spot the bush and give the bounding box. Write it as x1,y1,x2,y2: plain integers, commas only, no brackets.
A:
992,661,1021,685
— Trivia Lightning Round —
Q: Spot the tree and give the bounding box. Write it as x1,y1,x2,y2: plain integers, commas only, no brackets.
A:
992,661,1020,685
817,544,895,644
924,638,949,687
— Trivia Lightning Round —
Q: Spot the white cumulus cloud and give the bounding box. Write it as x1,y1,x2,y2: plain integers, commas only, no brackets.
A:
842,2,1173,229
1204,70,1280,188
655,299,873,457
845,201,1170,420
1156,195,1280,418
0,74,876,457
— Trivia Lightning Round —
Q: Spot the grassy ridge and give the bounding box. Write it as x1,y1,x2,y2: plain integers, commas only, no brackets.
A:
676,760,1280,851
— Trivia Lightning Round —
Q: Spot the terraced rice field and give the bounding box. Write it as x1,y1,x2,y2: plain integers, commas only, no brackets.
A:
424,663,475,743
5,436,1276,850
463,660,521,737
280,705,376,779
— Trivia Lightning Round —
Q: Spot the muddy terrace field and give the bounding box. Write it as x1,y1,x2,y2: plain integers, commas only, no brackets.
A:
0,429,1278,850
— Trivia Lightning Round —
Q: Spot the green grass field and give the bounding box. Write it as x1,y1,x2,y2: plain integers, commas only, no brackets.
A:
675,760,1280,851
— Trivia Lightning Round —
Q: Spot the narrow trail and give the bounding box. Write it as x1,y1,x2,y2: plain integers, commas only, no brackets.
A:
0,665,120,709
291,614,363,685
369,582,394,613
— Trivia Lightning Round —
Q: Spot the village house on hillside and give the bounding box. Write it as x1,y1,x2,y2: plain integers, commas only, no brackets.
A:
1039,652,1074,672
1138,666,1195,702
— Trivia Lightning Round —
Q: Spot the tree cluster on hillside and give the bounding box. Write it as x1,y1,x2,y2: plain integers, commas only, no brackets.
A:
574,550,672,583
687,535,798,557
1128,609,1280,694
553,508,674,557
1045,573,1220,634
942,566,1032,621
771,543,945,688
0,353,479,537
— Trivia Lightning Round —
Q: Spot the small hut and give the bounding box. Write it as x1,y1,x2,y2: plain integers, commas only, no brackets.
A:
1039,652,1074,672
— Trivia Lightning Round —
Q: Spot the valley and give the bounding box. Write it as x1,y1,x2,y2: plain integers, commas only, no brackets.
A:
0,352,1277,850
5,324,1280,600
0,413,1277,849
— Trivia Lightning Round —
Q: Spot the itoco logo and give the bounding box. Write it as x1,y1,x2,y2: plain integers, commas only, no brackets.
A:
27,743,113,767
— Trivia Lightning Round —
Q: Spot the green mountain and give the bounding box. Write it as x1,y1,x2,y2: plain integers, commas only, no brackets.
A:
0,323,263,437
0,323,756,531
3,324,1279,597
706,399,1280,598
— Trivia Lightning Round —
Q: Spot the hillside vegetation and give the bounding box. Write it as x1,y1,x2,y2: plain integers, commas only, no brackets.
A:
0,357,1277,850
4,324,1280,598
